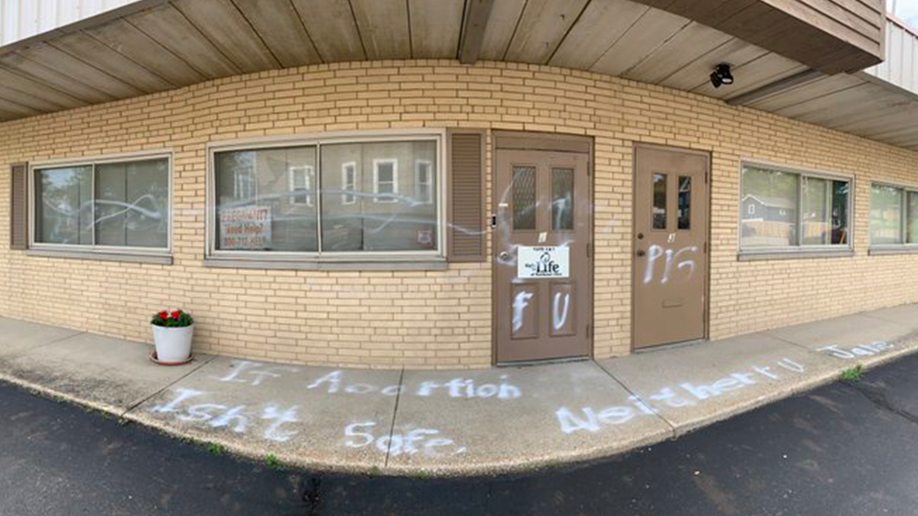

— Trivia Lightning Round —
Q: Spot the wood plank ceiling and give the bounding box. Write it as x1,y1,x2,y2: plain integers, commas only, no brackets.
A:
0,0,915,151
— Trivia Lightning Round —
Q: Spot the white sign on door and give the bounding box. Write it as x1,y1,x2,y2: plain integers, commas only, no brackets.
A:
517,246,570,278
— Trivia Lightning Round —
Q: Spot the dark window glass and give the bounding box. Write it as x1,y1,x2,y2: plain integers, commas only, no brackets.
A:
35,160,170,249
677,176,691,230
552,167,574,231
653,173,667,230
908,192,918,244
95,159,169,248
831,180,849,245
512,166,536,230
740,166,798,247
35,166,93,245
214,146,318,252
870,184,903,245
321,140,437,252
742,165,849,248
801,176,829,246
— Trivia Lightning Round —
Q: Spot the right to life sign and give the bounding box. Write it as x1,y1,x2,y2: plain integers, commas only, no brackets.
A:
517,246,570,279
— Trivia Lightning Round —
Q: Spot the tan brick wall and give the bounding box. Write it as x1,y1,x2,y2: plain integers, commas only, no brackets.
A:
1,60,917,369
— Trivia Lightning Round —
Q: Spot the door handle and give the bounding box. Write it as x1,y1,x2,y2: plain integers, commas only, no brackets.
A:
499,251,511,261
636,249,646,257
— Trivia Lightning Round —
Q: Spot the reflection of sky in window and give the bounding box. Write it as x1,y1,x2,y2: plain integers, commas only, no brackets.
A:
891,0,918,30
44,168,80,187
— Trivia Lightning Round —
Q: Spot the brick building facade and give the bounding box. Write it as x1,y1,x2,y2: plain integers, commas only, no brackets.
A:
3,59,917,368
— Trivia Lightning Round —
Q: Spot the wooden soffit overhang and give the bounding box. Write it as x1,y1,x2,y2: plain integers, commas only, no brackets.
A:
630,0,886,74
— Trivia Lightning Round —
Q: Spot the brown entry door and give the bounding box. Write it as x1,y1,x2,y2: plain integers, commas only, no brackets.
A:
495,150,591,363
633,146,709,349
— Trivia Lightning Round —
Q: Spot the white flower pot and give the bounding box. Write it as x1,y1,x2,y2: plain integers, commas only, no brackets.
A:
151,324,194,363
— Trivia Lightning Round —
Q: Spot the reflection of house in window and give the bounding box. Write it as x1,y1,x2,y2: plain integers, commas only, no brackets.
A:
341,161,356,205
741,194,797,242
234,169,257,200
373,158,398,203
742,195,796,221
415,159,432,204
288,165,313,206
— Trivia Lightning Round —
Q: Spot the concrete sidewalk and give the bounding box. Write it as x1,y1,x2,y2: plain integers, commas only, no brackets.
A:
1,304,917,477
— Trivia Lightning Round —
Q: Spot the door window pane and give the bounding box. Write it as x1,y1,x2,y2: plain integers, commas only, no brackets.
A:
512,166,536,230
35,166,93,245
677,176,691,230
551,167,574,231
909,192,918,244
215,146,318,251
321,140,437,251
870,185,903,245
95,159,169,248
740,166,798,247
653,173,667,230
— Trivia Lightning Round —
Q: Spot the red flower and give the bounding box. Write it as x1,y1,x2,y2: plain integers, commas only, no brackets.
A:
171,310,181,319
159,311,168,319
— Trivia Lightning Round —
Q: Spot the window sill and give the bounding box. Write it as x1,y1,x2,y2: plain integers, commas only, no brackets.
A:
737,248,854,261
868,246,918,256
26,249,173,265
203,257,449,271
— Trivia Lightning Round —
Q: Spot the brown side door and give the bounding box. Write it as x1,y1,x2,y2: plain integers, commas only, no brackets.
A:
633,145,709,349
494,149,592,363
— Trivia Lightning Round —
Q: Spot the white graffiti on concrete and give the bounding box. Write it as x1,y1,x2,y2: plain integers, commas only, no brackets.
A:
306,371,521,400
145,339,899,461
555,357,808,435
212,360,301,386
344,421,467,457
151,388,301,442
261,404,301,442
414,376,520,399
211,361,523,400
555,395,657,433
306,371,404,396
818,342,894,359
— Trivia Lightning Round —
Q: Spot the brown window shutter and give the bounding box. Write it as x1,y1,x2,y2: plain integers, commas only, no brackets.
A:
10,163,28,250
447,130,486,262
